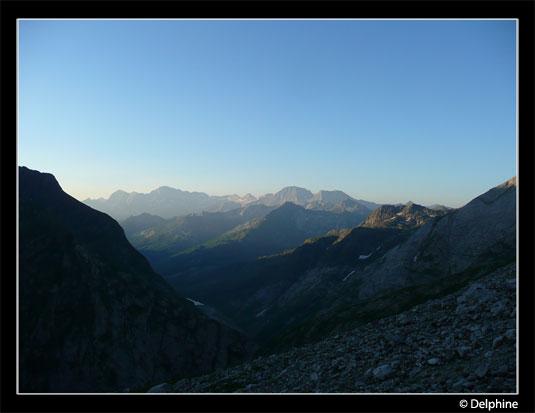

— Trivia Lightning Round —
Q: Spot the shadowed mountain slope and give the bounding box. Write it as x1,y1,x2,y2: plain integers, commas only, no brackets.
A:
122,204,275,260
19,167,252,392
154,202,371,277
163,178,515,354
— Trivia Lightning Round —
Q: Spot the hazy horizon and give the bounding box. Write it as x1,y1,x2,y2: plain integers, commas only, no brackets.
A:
19,20,516,208
75,176,516,208
19,163,515,209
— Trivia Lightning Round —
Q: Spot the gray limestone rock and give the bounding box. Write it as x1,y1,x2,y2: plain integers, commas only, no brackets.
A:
372,364,393,380
147,383,172,393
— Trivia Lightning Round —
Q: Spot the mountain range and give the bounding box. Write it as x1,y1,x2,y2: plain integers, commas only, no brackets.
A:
84,185,380,221
84,187,244,221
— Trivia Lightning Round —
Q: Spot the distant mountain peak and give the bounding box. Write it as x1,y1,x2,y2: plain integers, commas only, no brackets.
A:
314,190,352,203
281,185,310,191
277,186,314,197
278,201,304,210
402,201,425,213
109,189,130,200
154,185,177,192
85,185,243,221
112,189,128,195
255,186,314,207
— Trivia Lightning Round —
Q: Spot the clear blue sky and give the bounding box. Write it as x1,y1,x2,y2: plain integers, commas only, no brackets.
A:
19,19,516,207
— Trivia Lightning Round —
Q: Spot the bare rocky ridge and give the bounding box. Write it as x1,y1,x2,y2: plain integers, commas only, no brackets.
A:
354,177,516,301
360,202,446,229
149,263,515,393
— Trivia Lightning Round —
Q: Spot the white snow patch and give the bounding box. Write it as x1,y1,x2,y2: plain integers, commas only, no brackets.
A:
359,253,372,260
342,270,356,282
186,298,204,306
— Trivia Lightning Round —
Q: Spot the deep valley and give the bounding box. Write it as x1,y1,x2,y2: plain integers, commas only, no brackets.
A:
19,167,517,393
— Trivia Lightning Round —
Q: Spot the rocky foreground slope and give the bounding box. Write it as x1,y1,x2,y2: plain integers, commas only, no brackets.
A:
148,263,516,393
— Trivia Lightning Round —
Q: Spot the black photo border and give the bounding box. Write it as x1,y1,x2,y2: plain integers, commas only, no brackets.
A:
1,1,534,412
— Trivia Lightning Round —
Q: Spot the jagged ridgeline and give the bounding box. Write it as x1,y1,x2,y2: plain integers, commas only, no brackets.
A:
18,167,253,393
85,185,379,222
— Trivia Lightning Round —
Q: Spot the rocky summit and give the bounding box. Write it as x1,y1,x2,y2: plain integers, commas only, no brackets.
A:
360,201,445,229
150,263,515,393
